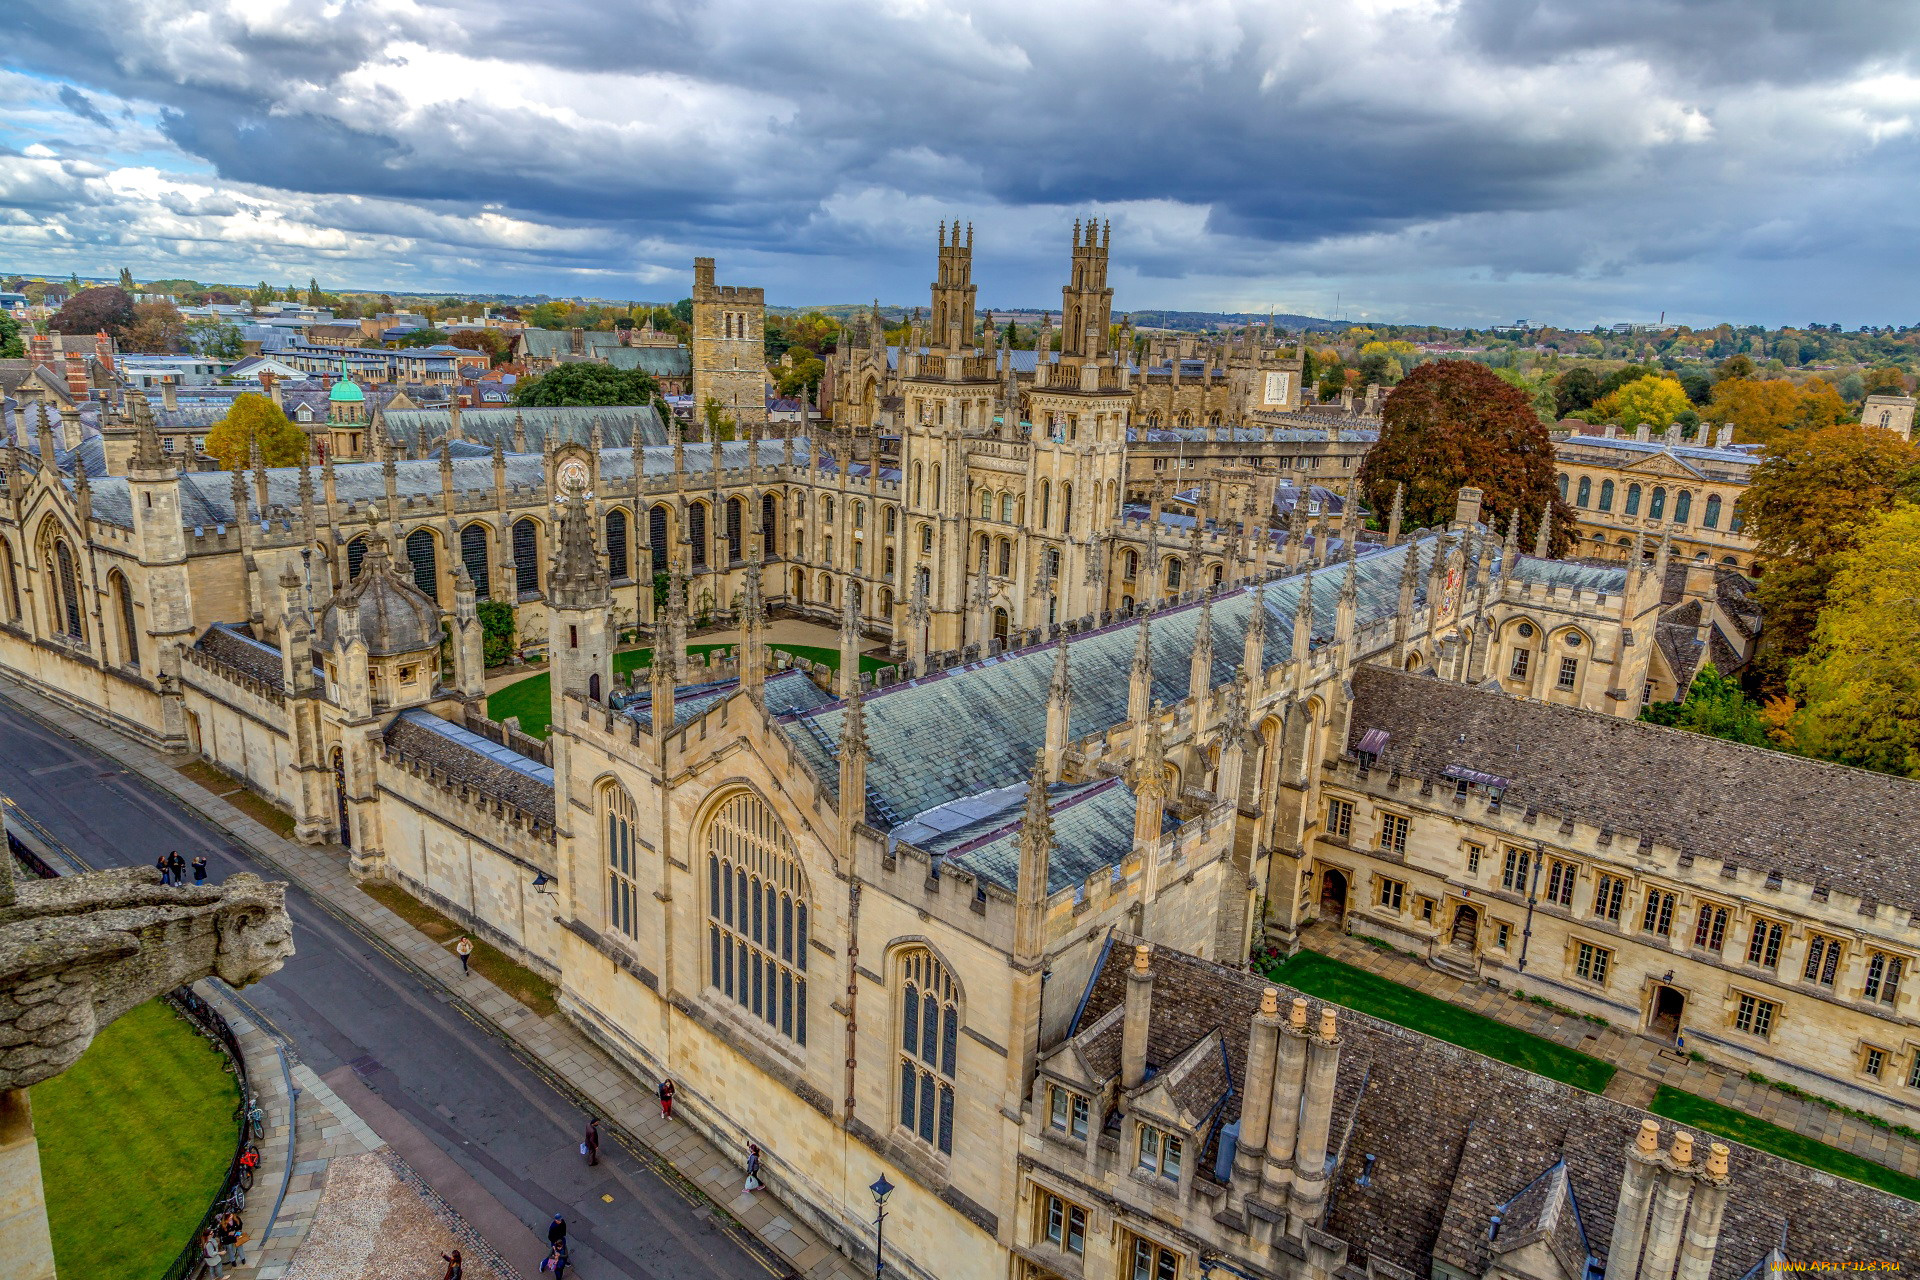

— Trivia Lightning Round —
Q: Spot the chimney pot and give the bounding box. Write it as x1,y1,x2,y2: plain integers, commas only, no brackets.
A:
1259,987,1279,1016
1637,1119,1662,1154
1289,996,1309,1028
1132,943,1151,972
1670,1131,1694,1166
1705,1142,1729,1177
1318,1007,1338,1039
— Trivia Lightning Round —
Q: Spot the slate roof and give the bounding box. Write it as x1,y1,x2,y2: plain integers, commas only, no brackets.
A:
1561,434,1761,469
774,536,1442,885
1505,555,1629,594
192,623,286,689
1068,937,1916,1279
1345,665,1920,914
384,708,555,824
382,405,669,452
595,346,691,377
1128,426,1338,444
620,667,832,732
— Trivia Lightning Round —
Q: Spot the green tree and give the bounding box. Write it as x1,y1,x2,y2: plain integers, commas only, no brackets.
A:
186,320,245,360
250,281,275,307
701,396,736,442
391,328,450,348
1639,663,1770,746
1677,368,1714,405
0,311,23,360
1588,375,1692,428
204,393,307,469
448,329,509,366
1553,366,1600,417
117,267,135,290
306,277,325,307
1716,354,1756,381
775,355,824,398
476,600,516,667
1356,360,1572,550
1787,504,1920,777
671,298,693,326
512,363,668,416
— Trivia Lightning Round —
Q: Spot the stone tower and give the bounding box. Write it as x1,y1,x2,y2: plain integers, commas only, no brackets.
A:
690,257,767,437
1059,217,1113,362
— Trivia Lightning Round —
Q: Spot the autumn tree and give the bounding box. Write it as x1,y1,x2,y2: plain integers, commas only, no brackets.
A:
122,301,187,353
48,286,136,337
1863,366,1909,397
1741,425,1920,688
1786,503,1920,777
448,329,509,365
1588,374,1692,427
1356,360,1572,549
205,393,308,470
1710,378,1809,446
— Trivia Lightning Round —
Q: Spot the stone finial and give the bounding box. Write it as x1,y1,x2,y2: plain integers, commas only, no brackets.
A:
1533,508,1552,559
1636,1118,1662,1154
1260,987,1279,1016
1670,1131,1694,1166
1132,942,1152,973
1317,1006,1338,1039
1705,1142,1729,1178
1290,996,1309,1028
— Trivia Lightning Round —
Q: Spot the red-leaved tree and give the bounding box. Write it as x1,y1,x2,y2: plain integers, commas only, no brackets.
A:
48,286,136,338
1357,360,1574,553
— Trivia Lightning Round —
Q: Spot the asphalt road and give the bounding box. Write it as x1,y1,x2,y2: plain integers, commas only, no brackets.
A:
0,691,777,1280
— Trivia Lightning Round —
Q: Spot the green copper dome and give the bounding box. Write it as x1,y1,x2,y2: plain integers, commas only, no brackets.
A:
329,360,364,402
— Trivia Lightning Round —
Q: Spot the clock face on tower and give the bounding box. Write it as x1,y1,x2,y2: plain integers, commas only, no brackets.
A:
558,459,590,492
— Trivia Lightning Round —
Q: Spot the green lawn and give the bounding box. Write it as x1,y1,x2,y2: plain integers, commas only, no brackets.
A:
1650,1086,1920,1203
1262,949,1617,1093
487,642,893,738
34,999,241,1280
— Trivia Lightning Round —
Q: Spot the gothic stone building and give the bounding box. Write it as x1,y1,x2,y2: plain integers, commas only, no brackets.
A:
0,236,1915,1280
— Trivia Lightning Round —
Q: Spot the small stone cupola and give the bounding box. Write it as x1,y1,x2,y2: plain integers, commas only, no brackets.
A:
319,531,444,709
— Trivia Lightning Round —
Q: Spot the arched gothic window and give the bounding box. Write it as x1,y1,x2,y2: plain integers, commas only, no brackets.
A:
1000,492,1015,522
52,539,83,639
1556,473,1569,501
513,518,540,595
705,792,809,1044
1039,479,1051,528
762,492,780,555
1575,476,1591,508
1625,484,1642,516
406,528,439,602
689,502,710,570
1674,490,1692,524
1649,486,1667,521
726,497,744,562
603,783,639,939
1061,483,1073,533
1598,480,1615,511
1122,550,1138,580
460,523,491,599
0,541,19,622
111,571,139,668
346,535,369,580
979,489,993,519
897,948,958,1155
648,505,670,574
606,509,629,580
1703,494,1722,528
1166,557,1182,590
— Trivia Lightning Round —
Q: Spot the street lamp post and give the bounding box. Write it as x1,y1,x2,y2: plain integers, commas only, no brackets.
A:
869,1173,894,1280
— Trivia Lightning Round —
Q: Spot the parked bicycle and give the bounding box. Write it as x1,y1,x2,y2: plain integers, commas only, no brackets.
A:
236,1144,260,1192
241,1094,265,1142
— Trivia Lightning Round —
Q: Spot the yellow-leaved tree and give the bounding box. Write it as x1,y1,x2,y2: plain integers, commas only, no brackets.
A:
1588,375,1691,427
205,393,308,470
1787,502,1920,777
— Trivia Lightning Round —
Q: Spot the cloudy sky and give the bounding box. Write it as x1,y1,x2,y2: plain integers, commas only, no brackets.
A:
3,0,1919,327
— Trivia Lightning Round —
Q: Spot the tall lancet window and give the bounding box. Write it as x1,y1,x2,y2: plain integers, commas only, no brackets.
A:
896,947,958,1155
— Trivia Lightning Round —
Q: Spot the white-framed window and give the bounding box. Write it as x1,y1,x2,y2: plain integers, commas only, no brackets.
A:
1325,797,1352,839
1747,919,1784,969
1805,934,1842,987
898,947,959,1156
602,783,639,939
1377,877,1404,911
1048,1086,1090,1139
1575,940,1611,985
1466,843,1483,875
1642,890,1677,937
1042,1191,1087,1257
1864,1046,1887,1079
1558,656,1579,690
1130,1236,1181,1280
1136,1124,1183,1181
1734,992,1776,1038
1509,649,1530,679
1865,953,1904,1005
1495,921,1512,949
1379,813,1409,854
705,792,810,1045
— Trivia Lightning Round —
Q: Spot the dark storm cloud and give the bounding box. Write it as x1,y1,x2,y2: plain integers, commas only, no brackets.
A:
3,0,1918,323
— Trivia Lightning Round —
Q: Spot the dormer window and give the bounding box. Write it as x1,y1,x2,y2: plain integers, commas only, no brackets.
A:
1137,1124,1182,1181
1048,1086,1089,1139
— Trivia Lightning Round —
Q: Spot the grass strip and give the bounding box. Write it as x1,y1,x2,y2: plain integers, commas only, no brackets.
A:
1650,1085,1920,1203
360,880,558,1017
1263,949,1616,1093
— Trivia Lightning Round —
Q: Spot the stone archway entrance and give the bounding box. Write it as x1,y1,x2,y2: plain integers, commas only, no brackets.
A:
1449,904,1479,950
1649,984,1686,1041
1319,868,1348,922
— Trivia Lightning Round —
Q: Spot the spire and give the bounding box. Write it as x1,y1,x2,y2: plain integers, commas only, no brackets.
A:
1533,508,1552,558
1190,593,1215,708
1013,748,1054,963
1127,612,1154,725
512,411,528,453
1045,638,1072,781
1293,571,1315,658
1503,508,1520,571
1243,583,1268,675
548,478,606,609
1386,483,1404,547
130,389,165,472
838,676,870,836
839,580,862,694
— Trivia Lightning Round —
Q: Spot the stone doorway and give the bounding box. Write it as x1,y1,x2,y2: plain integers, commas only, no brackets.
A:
1449,904,1479,950
1319,868,1348,923
1649,984,1686,1041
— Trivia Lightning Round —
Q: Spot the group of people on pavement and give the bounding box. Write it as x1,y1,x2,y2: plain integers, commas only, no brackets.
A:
156,850,210,886
197,1209,246,1276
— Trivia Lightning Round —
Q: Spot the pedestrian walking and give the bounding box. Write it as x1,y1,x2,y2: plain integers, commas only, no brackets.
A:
582,1116,600,1166
658,1077,675,1120
202,1230,225,1278
168,850,187,886
192,855,209,885
455,935,473,975
542,1241,570,1277
548,1212,567,1249
221,1210,247,1265
440,1249,464,1280
155,854,172,885
744,1141,763,1192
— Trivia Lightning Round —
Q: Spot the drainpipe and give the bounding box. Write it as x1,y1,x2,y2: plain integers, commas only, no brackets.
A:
1516,841,1544,976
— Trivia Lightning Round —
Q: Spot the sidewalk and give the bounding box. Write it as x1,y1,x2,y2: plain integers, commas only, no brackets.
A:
1302,923,1920,1177
0,673,862,1280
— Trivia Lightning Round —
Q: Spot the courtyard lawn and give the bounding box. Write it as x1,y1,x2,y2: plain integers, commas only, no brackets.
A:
1650,1086,1920,1203
487,642,893,738
33,999,241,1280
1263,949,1617,1093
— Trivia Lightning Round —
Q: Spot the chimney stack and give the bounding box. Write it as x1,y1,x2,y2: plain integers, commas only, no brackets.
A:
1120,944,1153,1095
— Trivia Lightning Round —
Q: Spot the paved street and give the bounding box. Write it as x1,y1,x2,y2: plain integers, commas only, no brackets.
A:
0,691,780,1280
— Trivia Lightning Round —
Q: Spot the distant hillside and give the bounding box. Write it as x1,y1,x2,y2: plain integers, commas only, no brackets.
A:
1126,309,1338,332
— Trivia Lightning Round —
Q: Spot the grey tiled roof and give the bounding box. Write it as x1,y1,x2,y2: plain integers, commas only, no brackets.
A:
1346,665,1920,914
893,776,1144,894
1506,555,1628,594
383,405,669,452
384,708,555,824
192,623,285,689
777,536,1441,856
